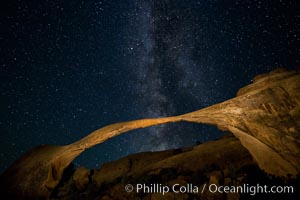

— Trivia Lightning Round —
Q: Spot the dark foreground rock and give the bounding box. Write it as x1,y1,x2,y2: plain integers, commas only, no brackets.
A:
50,134,299,200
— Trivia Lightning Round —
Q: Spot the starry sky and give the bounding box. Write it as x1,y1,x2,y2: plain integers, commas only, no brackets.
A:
0,0,299,173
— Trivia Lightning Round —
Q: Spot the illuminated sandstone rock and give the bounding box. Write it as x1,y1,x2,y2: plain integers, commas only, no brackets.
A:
1,68,299,199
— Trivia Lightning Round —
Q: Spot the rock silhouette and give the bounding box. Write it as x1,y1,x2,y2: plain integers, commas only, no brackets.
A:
1,68,299,199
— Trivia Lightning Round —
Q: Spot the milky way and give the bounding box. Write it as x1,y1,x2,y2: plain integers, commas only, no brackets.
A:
125,0,179,151
0,0,298,172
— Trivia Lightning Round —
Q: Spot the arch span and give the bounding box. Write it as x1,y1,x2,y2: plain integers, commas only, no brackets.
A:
1,69,299,199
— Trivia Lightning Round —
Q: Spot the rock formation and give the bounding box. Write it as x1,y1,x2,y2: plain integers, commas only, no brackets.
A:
50,133,299,200
1,68,299,199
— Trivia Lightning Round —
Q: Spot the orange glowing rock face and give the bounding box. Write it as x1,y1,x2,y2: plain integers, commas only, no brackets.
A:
1,68,299,199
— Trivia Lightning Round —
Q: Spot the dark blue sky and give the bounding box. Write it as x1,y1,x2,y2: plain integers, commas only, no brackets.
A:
0,0,299,172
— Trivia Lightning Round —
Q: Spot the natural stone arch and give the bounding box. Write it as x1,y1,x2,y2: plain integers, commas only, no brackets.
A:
1,68,299,199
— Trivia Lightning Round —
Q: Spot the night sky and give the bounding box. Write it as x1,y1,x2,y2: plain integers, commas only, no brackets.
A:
0,0,299,173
